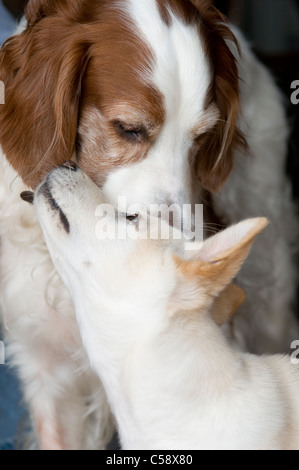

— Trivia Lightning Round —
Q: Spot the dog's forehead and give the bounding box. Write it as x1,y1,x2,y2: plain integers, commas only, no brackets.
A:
127,0,213,128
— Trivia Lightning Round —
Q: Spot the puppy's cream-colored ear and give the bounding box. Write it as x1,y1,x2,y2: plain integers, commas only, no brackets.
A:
211,284,246,326
175,218,268,302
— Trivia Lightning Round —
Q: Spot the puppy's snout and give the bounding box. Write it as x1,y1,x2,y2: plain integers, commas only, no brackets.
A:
60,161,78,172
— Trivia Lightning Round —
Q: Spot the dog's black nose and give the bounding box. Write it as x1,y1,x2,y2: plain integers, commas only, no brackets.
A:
60,161,78,171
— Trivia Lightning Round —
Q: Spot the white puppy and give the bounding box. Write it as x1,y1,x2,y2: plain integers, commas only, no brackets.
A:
33,163,299,450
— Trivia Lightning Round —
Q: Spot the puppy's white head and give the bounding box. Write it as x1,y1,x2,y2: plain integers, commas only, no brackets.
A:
34,162,184,320
33,164,268,328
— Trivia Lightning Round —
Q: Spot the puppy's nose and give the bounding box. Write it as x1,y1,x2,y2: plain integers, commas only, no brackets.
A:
20,191,34,204
60,161,78,171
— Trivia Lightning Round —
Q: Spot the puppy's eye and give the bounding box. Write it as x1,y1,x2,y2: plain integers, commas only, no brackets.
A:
113,121,147,142
126,214,139,223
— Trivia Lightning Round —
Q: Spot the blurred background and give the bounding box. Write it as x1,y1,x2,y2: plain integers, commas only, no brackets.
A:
0,0,299,450
214,1,299,198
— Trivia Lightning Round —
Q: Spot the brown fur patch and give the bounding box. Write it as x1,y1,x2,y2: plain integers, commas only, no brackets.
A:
211,284,246,326
77,12,165,186
192,1,248,192
0,0,164,188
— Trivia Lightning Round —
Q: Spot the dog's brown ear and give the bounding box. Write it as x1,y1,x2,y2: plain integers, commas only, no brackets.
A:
25,0,61,25
0,14,90,189
189,0,247,192
174,218,268,311
25,0,86,26
211,284,246,326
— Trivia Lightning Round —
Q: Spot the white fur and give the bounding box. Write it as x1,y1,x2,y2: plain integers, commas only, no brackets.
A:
0,0,298,449
34,168,299,450
0,159,113,450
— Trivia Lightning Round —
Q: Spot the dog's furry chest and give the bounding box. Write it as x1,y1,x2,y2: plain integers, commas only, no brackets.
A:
0,152,79,352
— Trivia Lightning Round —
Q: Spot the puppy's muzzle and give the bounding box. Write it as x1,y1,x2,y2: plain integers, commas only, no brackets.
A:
39,176,70,233
20,161,78,206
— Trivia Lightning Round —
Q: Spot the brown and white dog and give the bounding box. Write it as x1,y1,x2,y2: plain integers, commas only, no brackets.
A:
0,0,298,450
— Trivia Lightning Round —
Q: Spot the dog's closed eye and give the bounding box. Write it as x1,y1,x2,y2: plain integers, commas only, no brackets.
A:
113,121,147,143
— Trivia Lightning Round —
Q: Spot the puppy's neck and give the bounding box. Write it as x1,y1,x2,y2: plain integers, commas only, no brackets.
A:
77,297,239,448
159,308,239,389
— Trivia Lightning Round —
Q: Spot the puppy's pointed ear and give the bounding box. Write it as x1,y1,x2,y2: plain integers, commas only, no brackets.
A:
211,284,246,326
173,218,268,310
